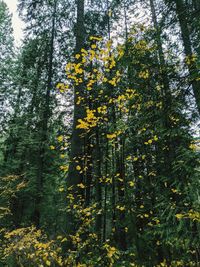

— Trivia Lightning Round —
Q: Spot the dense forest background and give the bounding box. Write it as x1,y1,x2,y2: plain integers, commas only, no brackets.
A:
0,0,200,266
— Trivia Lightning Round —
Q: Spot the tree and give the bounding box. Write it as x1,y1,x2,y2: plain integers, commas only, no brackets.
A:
2,0,74,230
0,0,15,129
66,0,85,233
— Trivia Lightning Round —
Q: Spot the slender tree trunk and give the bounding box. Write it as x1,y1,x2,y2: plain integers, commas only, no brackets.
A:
85,137,92,207
66,0,85,233
33,0,56,227
67,0,85,188
95,128,102,239
103,140,109,242
116,137,127,250
149,0,173,262
149,0,173,171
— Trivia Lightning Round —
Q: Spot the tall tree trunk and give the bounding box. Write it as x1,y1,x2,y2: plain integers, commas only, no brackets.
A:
149,0,174,262
116,137,127,250
33,0,56,227
149,0,173,173
66,0,85,232
175,0,200,114
95,128,102,239
67,0,85,187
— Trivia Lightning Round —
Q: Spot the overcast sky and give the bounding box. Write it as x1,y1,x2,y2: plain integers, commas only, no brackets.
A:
4,0,24,44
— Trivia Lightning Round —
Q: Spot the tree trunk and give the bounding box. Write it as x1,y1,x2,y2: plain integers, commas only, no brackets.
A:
95,128,102,239
33,0,56,227
66,0,85,233
67,0,85,187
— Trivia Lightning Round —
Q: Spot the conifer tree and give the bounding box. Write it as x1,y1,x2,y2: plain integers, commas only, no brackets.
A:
0,0,15,129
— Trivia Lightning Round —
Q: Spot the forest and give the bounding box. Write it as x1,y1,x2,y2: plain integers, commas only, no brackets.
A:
0,0,200,266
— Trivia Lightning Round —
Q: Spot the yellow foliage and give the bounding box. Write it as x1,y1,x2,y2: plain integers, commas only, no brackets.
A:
128,181,135,187
57,135,64,142
77,183,85,189
138,69,149,79
76,165,81,171
60,165,69,172
76,109,99,131
3,226,63,266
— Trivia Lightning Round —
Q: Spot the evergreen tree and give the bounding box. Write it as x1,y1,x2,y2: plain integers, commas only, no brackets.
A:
0,0,15,129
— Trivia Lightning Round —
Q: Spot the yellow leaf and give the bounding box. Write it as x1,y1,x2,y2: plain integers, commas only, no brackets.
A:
154,135,158,141
75,54,81,59
46,260,51,266
107,246,117,258
76,165,81,171
175,213,184,219
58,187,64,192
171,188,178,193
77,183,85,189
116,205,125,211
128,181,135,187
57,135,64,142
107,133,117,139
91,44,97,49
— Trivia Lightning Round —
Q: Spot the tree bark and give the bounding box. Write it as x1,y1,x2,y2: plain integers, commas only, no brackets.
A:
67,0,85,188
66,0,85,233
33,0,56,227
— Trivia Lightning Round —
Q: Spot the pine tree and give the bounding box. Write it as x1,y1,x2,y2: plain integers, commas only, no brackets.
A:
2,0,74,230
0,0,15,129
